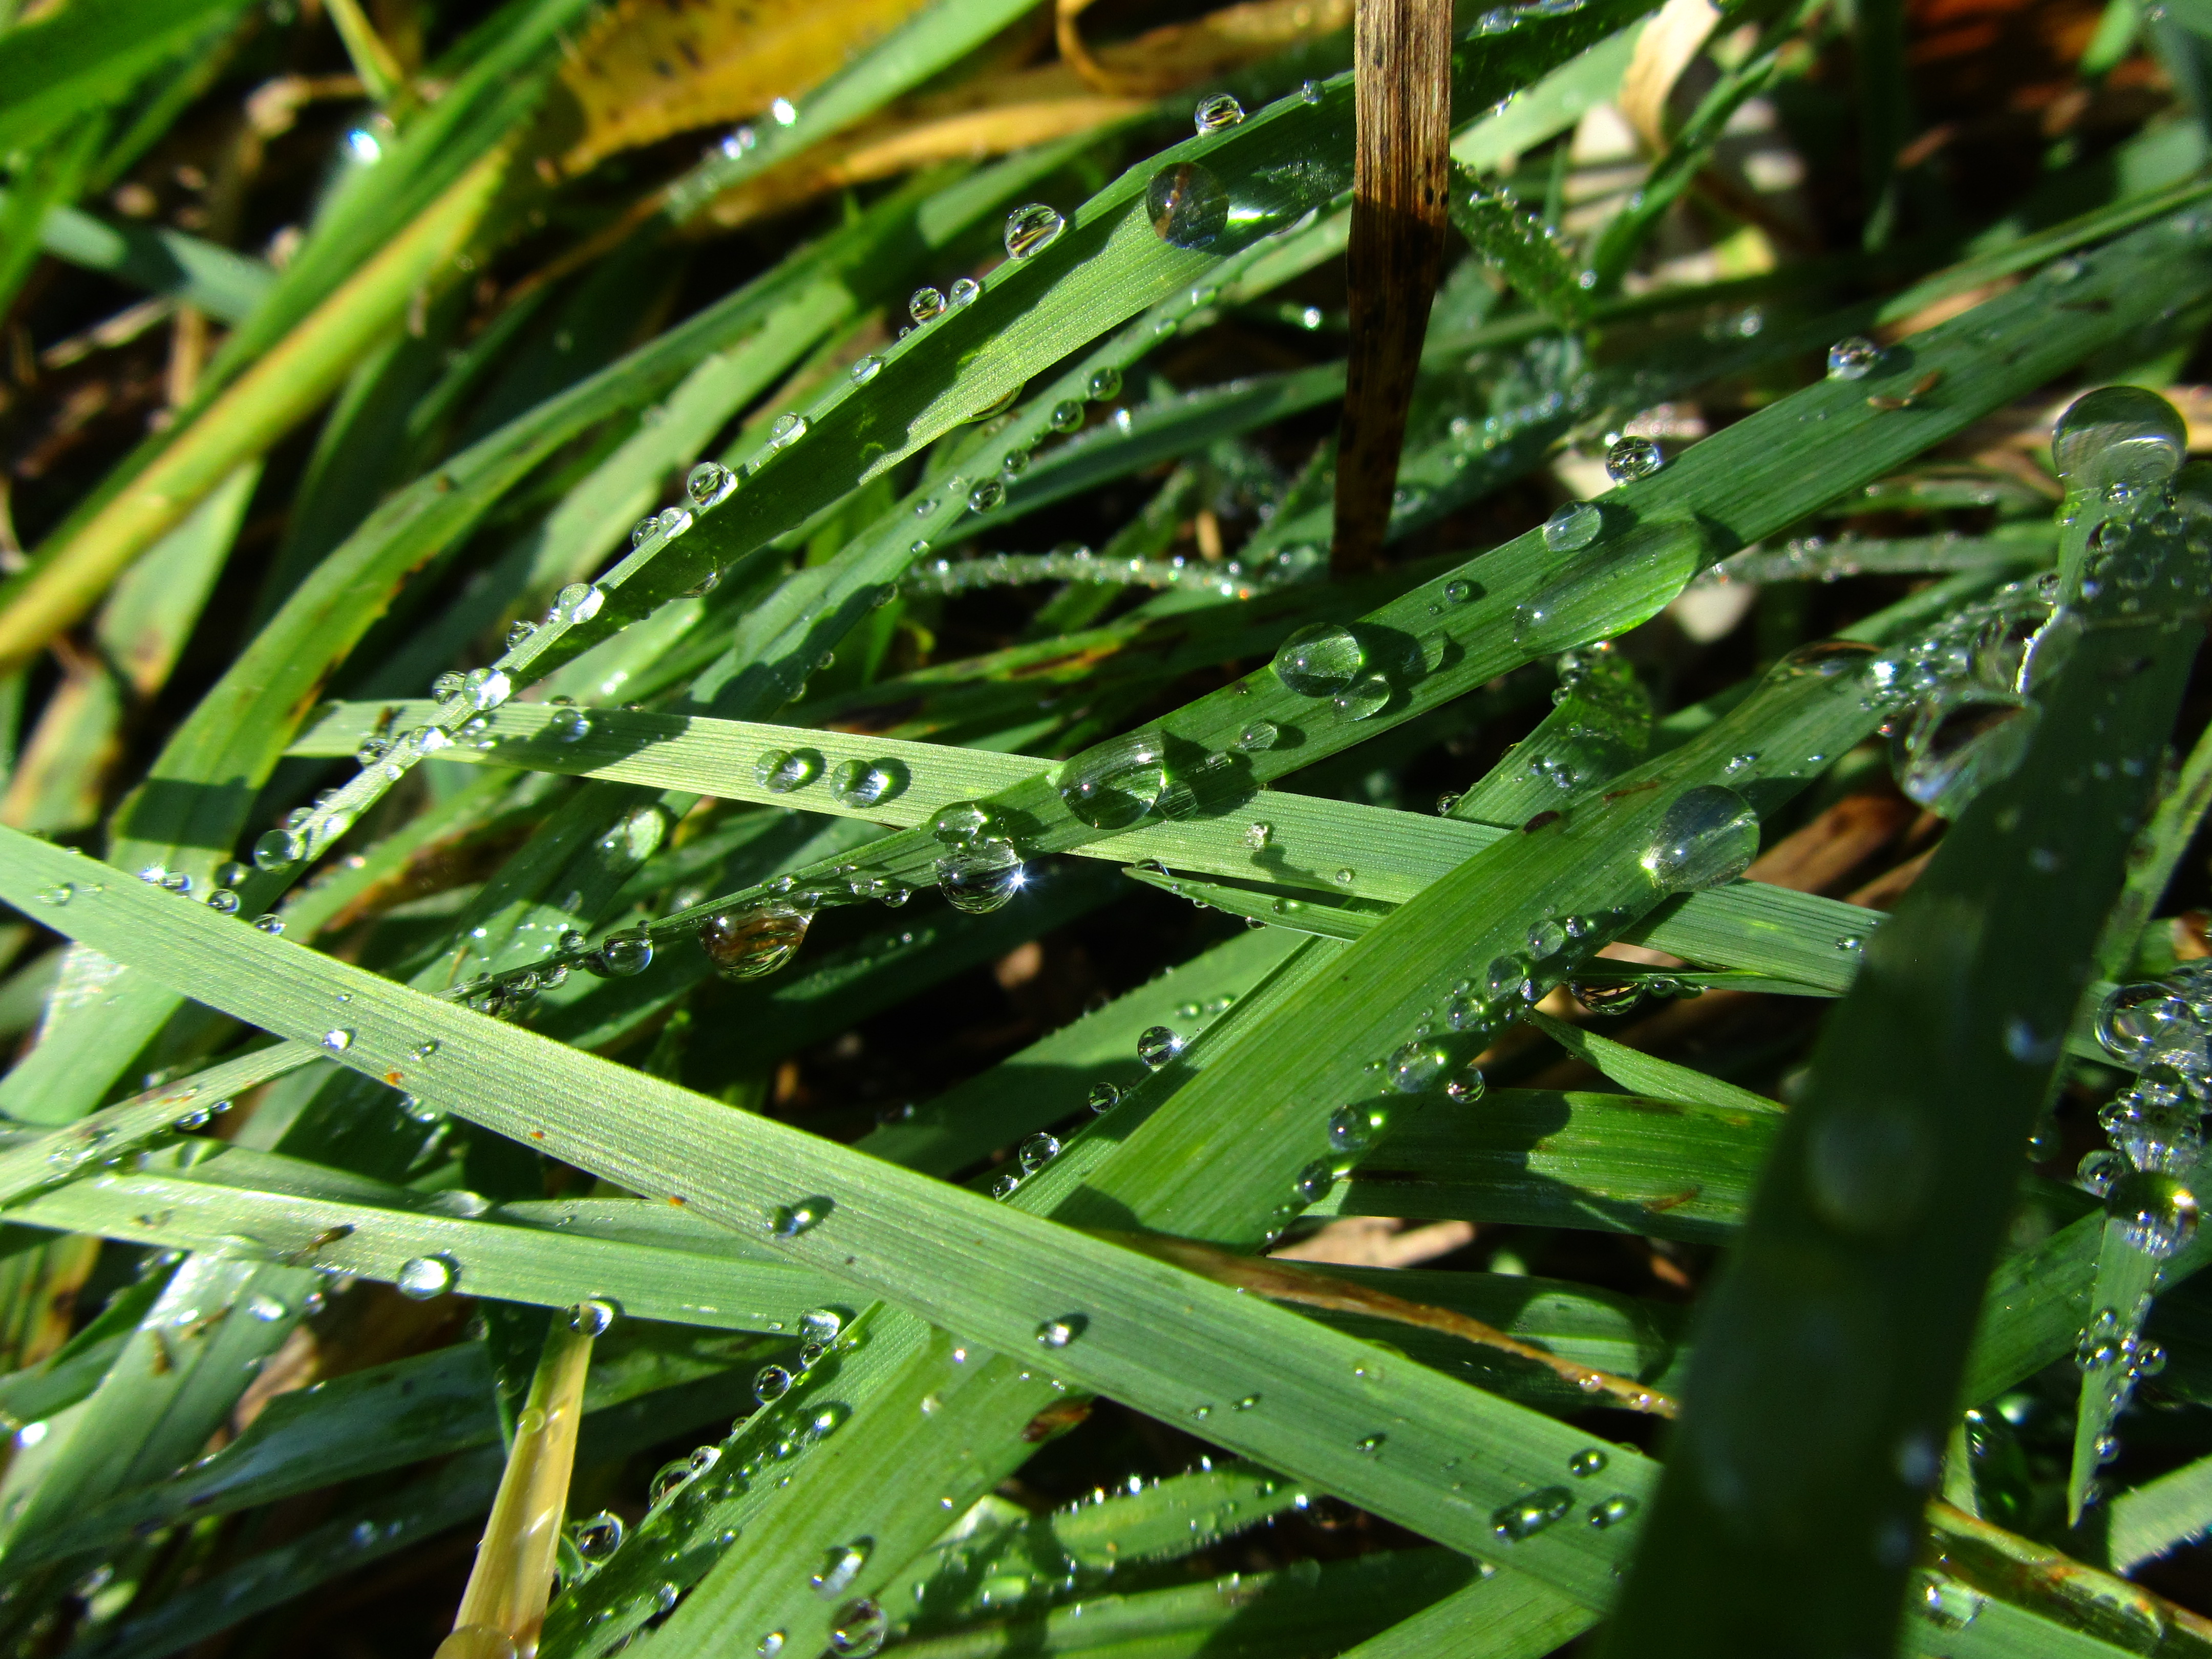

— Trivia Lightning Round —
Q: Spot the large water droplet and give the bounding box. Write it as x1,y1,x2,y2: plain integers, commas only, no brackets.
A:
771,1199,830,1238
1145,162,1230,249
572,1510,626,1562
850,355,882,385
828,1599,887,1657
755,749,821,793
253,828,303,871
1088,366,1121,400
968,478,1005,513
1193,92,1246,132
1331,670,1392,721
1826,336,1880,380
1605,437,1663,483
1235,719,1280,752
1542,502,1601,552
1892,694,2038,817
813,1541,870,1599
2053,386,2187,497
700,905,812,981
1004,204,1065,260
1588,1494,1640,1528
587,932,654,977
935,839,1023,912
396,1254,455,1300
1388,1040,1451,1094
1640,785,1759,892
1273,624,1364,696
1492,1486,1574,1541
754,1363,794,1405
1138,1025,1184,1068
2109,1169,2200,1258
687,461,732,506
35,882,71,906
830,758,894,808
909,287,945,324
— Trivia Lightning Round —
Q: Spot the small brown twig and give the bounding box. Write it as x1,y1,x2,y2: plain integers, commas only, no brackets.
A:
1332,0,1454,576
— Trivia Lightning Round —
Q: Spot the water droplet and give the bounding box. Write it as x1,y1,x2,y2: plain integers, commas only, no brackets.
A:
755,749,821,793
569,1298,616,1336
2109,1170,2199,1258
935,840,1024,913
758,1634,786,1658
253,828,303,871
1892,695,2038,817
1568,1447,1608,1477
755,1364,794,1406
323,1029,353,1052
1492,1486,1575,1541
1244,821,1272,849
1526,919,1567,958
1588,1494,1640,1528
2054,386,2189,496
700,906,812,982
813,1541,871,1599
1137,1025,1184,1068
572,1510,626,1562
1354,1433,1385,1454
1826,336,1881,379
1004,203,1065,260
1333,868,1354,886
1273,623,1364,696
35,882,71,906
252,912,285,934
828,1599,887,1657
1292,1159,1335,1202
1036,1315,1084,1348
850,355,882,385
968,478,1005,513
771,1199,830,1238
1484,956,1528,1002
1145,162,1230,249
948,277,980,307
1059,731,1168,828
246,1292,289,1321
1640,785,1759,892
1330,670,1392,721
1388,1040,1451,1094
930,801,992,841
396,1254,455,1300
687,461,732,505
1541,502,1601,552
1020,1133,1060,1174
1193,92,1246,132
587,932,654,977
1329,1104,1384,1153
1605,437,1663,483
909,287,945,324
1088,366,1121,400
1088,1082,1120,1113
830,759,895,808
1443,578,1473,605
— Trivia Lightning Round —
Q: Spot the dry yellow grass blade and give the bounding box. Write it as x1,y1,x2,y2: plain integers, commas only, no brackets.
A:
435,1321,596,1659
1058,0,1353,97
551,0,937,179
1618,0,1719,150
688,68,1147,232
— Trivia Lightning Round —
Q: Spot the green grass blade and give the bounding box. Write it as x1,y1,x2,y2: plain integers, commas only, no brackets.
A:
13,195,271,323
0,0,247,155
1603,445,2204,1657
1525,1010,1784,1115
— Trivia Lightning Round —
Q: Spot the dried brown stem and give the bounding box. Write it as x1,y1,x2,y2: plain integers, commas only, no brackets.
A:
1332,0,1453,576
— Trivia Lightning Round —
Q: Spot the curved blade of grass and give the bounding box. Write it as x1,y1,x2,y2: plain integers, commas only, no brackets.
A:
1602,472,2205,1658
1524,1009,1782,1114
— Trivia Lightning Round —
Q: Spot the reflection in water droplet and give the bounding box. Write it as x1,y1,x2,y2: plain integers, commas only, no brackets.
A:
2053,386,2187,497
572,1510,626,1561
1640,785,1759,892
935,840,1024,913
1588,1495,1640,1528
1004,204,1066,260
754,1364,794,1405
1331,670,1392,721
1273,624,1364,696
1088,1082,1121,1113
968,478,1005,513
1146,162,1231,249
1492,1486,1575,1541
1036,1315,1083,1348
1088,366,1122,400
909,287,945,324
396,1255,455,1300
850,356,882,385
771,1200,829,1239
1542,502,1602,552
1235,719,1280,752
1138,1025,1184,1068
830,758,895,808
755,749,822,793
2109,1170,2200,1259
1892,695,2038,818
1605,437,1663,483
1194,92,1246,132
828,1599,888,1657
700,905,812,981
1826,336,1880,380
1059,732,1169,828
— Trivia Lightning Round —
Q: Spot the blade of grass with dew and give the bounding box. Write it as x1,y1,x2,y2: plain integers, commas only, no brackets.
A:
0,832,1677,1609
284,692,1885,988
1524,1009,1784,1114
1601,434,2207,1658
1302,1087,1777,1241
0,166,1019,1128
471,0,1664,696
633,207,2212,959
628,620,1890,1657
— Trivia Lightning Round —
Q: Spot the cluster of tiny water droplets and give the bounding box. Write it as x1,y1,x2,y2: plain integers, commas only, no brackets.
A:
239,459,739,886
901,542,1322,602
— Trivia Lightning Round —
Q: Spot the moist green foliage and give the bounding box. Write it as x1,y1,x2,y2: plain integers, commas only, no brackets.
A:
4,2,2212,1657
